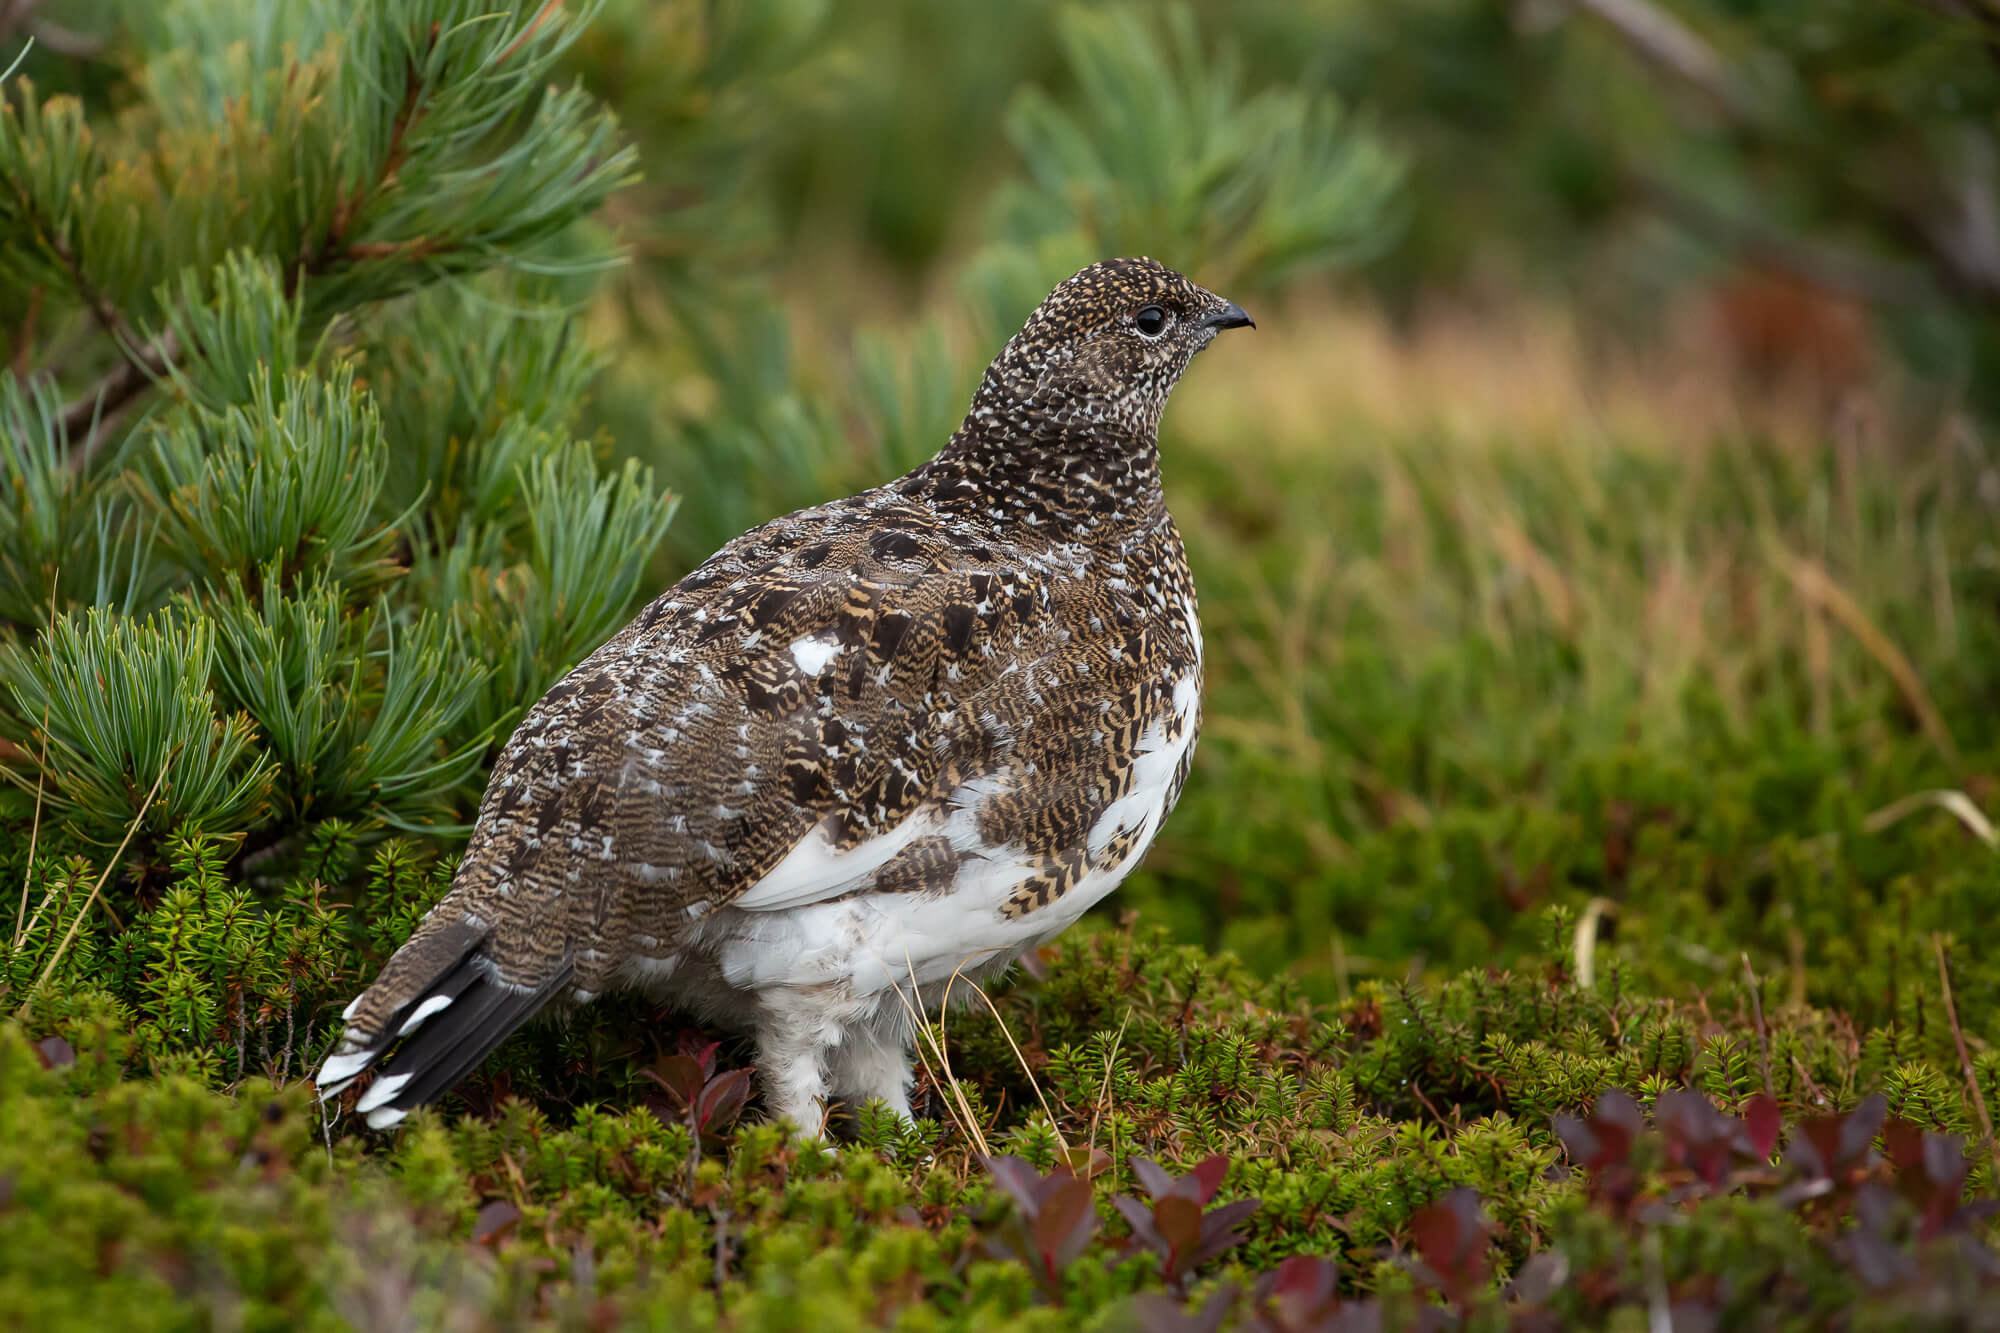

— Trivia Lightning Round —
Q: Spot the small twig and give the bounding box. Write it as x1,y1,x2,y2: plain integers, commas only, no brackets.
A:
1933,933,1998,1175
1741,952,1774,1100
8,283,41,378
13,753,171,1018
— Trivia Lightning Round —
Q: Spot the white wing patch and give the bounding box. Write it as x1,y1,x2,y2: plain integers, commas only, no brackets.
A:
789,632,841,676
733,807,945,912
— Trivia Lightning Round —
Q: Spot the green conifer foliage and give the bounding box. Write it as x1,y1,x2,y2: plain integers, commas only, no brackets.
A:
0,2,671,1031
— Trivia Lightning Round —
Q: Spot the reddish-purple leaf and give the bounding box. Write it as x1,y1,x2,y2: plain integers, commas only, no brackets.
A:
1881,1116,1925,1173
1114,1195,1163,1249
1743,1093,1783,1160
1255,1255,1345,1329
1792,1095,1885,1180
675,1034,719,1078
1132,1157,1175,1201
1154,1195,1204,1274
1031,1176,1096,1274
1185,1154,1230,1204
1841,1095,1888,1162
472,1200,521,1245
1191,1197,1260,1267
1410,1188,1488,1310
1656,1090,1735,1186
642,1054,705,1109
983,1155,1049,1214
697,1067,755,1132
34,1036,74,1069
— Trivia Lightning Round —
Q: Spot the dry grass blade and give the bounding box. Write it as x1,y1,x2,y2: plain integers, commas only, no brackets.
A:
11,578,60,954
1572,896,1617,989
1767,541,1960,768
891,949,990,1156
1863,789,1999,851
943,960,1070,1157
1085,1006,1132,1160
13,755,171,1020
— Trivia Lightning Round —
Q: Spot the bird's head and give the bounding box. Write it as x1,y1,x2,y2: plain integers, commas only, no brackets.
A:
975,257,1253,444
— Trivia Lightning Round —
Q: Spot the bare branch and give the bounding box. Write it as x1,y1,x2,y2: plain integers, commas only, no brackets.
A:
1628,169,1934,306
1572,0,1750,118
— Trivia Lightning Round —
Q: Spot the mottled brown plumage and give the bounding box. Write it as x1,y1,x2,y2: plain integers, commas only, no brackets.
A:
318,257,1253,1130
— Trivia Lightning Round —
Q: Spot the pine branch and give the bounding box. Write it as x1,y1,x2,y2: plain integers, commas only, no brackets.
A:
54,25,431,468
295,33,431,298
0,157,177,463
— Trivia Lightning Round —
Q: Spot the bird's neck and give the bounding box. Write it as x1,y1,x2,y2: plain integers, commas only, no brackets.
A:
907,373,1168,534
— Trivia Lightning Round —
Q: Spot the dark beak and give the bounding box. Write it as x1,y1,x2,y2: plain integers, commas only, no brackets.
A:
1202,300,1255,331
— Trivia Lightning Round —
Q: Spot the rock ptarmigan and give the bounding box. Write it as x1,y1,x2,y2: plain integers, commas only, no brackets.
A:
318,257,1253,1132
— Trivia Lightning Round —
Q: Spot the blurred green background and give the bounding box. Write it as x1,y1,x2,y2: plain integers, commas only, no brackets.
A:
566,0,2000,1021
6,0,1999,1026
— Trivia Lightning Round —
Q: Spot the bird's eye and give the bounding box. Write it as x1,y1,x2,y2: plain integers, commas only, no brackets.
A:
1133,305,1169,338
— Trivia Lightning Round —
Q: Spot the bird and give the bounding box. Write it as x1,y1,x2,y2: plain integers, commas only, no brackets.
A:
316,257,1254,1133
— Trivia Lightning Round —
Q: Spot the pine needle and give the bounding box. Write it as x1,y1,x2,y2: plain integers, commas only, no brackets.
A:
1085,1006,1132,1160
1768,542,1960,768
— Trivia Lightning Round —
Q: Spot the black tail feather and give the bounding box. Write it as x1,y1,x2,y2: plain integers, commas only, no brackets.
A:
354,957,575,1127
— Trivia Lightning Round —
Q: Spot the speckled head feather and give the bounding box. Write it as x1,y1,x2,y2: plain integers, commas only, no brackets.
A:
319,258,1252,1132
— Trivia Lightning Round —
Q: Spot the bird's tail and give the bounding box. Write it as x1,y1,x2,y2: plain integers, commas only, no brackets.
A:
316,905,574,1129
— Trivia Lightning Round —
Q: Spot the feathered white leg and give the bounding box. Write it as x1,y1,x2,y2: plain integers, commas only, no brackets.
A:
753,985,840,1136
828,1002,915,1123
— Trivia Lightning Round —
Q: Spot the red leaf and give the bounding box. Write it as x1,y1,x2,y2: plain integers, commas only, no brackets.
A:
1410,1188,1488,1309
472,1200,521,1245
1132,1158,1175,1201
1185,1154,1230,1204
641,1054,705,1109
1190,1197,1260,1267
697,1067,754,1133
1154,1195,1204,1275
1743,1094,1783,1160
1031,1176,1097,1274
1113,1195,1163,1250
982,1155,1047,1213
